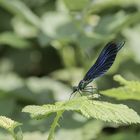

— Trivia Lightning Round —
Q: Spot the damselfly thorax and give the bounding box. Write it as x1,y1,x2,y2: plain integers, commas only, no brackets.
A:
70,80,98,99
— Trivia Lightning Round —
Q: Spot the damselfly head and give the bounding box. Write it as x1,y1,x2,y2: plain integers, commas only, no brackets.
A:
72,86,78,93
69,86,79,100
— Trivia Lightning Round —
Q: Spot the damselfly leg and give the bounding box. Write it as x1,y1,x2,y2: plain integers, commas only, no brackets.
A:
69,87,83,100
82,86,100,99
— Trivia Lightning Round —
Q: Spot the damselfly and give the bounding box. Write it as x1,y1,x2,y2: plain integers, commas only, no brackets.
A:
70,41,125,99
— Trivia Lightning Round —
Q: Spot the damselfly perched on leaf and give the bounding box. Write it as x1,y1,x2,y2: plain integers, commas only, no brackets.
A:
70,41,125,99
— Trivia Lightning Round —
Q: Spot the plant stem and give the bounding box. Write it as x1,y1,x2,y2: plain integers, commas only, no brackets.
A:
47,110,64,140
10,128,23,140
10,130,18,140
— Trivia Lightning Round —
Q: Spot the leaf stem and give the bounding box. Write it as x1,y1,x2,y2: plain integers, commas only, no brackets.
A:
47,110,64,140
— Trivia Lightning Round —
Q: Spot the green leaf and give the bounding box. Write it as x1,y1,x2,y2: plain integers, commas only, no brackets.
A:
99,132,140,140
0,0,40,27
0,116,20,131
56,120,104,140
81,120,104,140
88,0,140,14
0,116,22,140
0,32,30,48
0,73,23,92
0,73,37,102
101,75,140,100
40,12,78,39
114,75,140,89
12,17,38,38
22,96,140,124
62,0,90,11
122,25,140,63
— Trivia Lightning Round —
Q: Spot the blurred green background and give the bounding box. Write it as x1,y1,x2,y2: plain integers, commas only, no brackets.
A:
0,0,140,139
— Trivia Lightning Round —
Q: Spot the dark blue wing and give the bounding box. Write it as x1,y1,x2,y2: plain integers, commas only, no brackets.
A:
83,41,125,83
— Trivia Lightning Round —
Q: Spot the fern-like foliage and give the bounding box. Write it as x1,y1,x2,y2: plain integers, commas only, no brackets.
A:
22,96,140,124
101,75,140,100
0,116,22,140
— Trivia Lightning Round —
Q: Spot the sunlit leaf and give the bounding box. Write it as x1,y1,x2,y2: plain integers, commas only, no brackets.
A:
101,75,140,100
0,116,20,131
0,116,22,140
23,96,140,124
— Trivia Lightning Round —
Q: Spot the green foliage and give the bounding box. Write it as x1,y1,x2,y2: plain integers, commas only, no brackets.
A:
0,0,40,27
23,96,140,139
101,75,140,100
63,0,90,11
86,0,140,14
99,132,140,140
0,0,140,139
22,96,140,124
40,12,78,40
0,116,22,140
123,25,140,63
0,32,30,48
